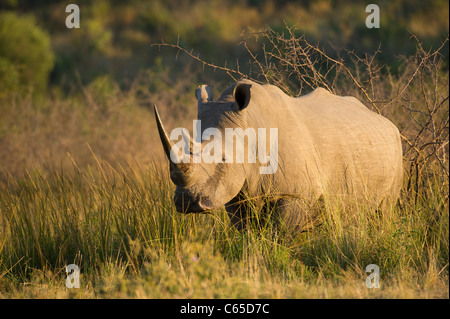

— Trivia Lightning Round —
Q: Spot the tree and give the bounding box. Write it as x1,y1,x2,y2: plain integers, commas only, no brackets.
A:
0,12,54,96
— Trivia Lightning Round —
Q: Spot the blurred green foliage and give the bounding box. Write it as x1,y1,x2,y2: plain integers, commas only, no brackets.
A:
0,11,54,96
0,0,448,94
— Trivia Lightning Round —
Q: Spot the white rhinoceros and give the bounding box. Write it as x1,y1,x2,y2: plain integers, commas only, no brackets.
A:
154,79,403,231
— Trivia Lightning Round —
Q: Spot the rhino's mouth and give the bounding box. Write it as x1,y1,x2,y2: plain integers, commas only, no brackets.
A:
174,191,214,214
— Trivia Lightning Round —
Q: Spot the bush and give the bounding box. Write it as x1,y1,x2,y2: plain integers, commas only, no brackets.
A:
0,11,54,96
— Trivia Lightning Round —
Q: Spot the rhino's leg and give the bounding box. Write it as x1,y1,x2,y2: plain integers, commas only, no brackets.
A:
275,196,324,233
226,194,325,233
225,193,250,231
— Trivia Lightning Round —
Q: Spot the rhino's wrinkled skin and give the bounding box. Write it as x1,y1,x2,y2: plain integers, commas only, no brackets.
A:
155,79,403,231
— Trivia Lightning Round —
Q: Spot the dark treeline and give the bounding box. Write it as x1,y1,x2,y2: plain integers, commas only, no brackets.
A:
0,0,448,95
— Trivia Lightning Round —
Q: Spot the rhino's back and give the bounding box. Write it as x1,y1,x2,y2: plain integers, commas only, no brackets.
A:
275,87,402,205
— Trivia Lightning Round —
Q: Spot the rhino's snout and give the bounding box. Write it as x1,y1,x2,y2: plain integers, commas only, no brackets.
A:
174,190,213,213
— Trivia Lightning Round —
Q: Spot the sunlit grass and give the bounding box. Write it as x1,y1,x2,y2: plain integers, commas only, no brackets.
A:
0,157,447,298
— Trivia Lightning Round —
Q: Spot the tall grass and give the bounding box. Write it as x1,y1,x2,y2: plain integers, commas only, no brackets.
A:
0,155,447,298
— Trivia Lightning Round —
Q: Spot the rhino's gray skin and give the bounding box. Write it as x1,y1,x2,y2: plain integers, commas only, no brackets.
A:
154,79,403,231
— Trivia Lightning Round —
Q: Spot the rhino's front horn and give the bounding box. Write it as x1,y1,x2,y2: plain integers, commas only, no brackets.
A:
153,105,173,159
153,105,192,183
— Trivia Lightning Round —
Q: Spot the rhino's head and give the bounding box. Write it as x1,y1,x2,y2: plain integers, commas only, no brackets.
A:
155,82,253,213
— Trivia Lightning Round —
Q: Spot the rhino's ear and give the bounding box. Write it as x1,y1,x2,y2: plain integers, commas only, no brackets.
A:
233,83,252,111
195,85,213,103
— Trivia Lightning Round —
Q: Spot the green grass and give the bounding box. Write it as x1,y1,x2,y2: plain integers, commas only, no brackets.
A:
0,157,447,298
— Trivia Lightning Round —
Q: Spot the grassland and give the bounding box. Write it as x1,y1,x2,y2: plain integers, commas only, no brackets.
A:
0,73,448,298
0,0,448,299
0,154,447,298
